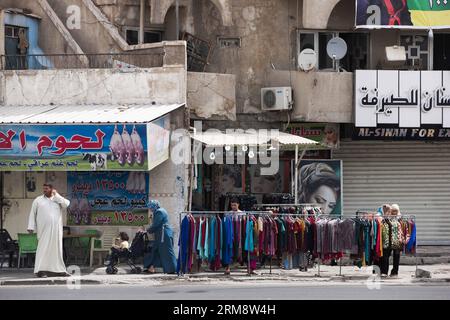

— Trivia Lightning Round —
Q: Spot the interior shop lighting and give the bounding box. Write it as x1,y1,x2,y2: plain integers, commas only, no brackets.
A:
209,152,216,160
242,145,248,152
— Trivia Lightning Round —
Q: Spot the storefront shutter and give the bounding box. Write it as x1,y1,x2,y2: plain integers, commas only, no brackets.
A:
333,141,450,245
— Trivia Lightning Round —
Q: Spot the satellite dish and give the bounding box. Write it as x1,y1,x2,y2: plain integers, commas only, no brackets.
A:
298,49,317,71
327,37,347,60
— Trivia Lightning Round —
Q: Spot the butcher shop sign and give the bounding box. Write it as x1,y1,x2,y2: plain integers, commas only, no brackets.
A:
0,123,156,171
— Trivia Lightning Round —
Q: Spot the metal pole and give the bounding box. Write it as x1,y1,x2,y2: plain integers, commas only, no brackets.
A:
295,148,307,205
247,238,251,276
270,256,272,274
139,0,145,44
428,29,434,71
317,259,320,277
178,212,183,276
415,218,418,277
294,145,298,204
175,0,180,41
0,172,3,231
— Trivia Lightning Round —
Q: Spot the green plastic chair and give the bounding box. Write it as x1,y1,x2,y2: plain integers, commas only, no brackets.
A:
17,233,38,269
79,229,101,249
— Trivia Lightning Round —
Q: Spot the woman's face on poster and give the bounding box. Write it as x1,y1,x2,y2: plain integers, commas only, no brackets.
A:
222,174,236,193
306,185,338,214
325,129,337,145
252,174,278,194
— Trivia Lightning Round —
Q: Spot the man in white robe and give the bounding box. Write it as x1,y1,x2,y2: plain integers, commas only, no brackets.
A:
27,183,70,277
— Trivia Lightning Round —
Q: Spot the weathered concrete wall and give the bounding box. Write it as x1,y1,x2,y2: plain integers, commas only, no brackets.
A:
268,70,353,123
0,67,186,106
187,71,236,121
193,0,302,116
46,0,187,68
303,0,341,29
326,0,354,30
149,0,232,26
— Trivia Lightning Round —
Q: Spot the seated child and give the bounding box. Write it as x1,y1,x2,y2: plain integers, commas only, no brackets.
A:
104,232,130,266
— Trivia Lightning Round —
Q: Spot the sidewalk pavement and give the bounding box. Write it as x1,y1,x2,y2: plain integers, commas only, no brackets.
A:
1,263,450,287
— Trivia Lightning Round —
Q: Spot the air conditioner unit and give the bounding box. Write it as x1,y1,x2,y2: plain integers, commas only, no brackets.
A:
261,87,293,111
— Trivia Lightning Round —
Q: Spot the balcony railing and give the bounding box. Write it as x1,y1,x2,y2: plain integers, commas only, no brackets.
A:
0,52,165,70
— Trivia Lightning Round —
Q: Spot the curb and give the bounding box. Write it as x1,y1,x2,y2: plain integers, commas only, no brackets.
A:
0,279,101,286
411,278,450,283
2,275,450,286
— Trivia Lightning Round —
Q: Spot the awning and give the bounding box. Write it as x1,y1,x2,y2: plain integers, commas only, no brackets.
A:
189,130,317,206
191,131,270,147
271,132,319,146
190,130,317,147
0,103,185,124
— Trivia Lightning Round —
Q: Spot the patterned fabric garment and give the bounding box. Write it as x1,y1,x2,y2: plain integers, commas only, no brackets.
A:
381,220,391,249
390,219,404,250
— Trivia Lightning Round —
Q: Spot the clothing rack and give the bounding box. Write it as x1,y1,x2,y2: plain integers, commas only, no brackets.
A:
323,213,418,278
177,211,418,278
178,210,273,276
252,210,326,274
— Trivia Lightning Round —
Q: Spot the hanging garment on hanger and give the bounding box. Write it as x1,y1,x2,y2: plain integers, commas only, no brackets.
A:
338,218,354,253
209,216,216,262
197,218,204,260
390,218,404,250
381,219,393,250
245,216,254,252
222,216,234,266
406,220,416,254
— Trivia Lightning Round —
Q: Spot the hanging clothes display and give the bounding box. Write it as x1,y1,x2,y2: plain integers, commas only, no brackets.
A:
176,212,417,274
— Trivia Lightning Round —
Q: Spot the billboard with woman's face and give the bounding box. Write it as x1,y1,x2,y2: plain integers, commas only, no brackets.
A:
297,160,343,216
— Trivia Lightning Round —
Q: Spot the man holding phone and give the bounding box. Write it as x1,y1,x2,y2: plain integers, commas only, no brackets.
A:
27,183,70,277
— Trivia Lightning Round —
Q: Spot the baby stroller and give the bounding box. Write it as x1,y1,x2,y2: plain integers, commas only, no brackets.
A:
105,231,147,274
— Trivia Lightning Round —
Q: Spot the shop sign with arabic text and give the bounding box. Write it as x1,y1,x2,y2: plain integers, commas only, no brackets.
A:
355,70,450,129
0,124,148,171
67,171,149,226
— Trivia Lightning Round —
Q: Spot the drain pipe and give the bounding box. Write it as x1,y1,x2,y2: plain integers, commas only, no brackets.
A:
139,0,145,44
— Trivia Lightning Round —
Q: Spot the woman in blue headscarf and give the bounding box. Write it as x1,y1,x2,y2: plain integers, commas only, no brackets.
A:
143,200,177,274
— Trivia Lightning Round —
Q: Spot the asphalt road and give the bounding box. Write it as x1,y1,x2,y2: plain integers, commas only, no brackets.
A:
1,283,450,300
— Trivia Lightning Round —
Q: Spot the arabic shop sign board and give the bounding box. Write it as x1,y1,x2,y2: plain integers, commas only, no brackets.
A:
353,126,450,140
356,0,450,29
287,123,340,150
67,171,149,226
355,70,450,129
0,124,149,171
